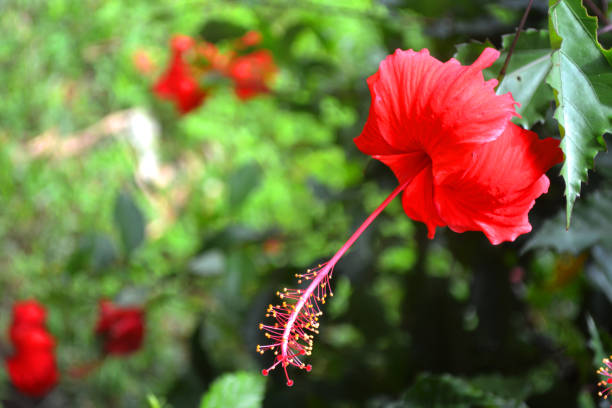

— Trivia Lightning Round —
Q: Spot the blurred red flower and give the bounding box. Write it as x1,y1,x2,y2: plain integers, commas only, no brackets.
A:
228,50,276,100
132,49,155,74
5,300,59,397
95,300,145,356
11,300,46,327
10,325,55,352
6,352,59,397
354,48,563,244
153,35,206,114
239,30,262,47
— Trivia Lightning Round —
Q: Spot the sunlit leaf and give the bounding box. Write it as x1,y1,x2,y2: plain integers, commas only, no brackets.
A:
548,0,612,226
199,371,265,408
146,394,168,408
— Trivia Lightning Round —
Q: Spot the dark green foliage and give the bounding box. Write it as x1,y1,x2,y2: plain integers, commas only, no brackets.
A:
228,162,262,209
114,191,146,255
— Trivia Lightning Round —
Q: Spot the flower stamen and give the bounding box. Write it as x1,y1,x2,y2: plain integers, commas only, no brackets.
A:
598,356,612,404
257,176,417,385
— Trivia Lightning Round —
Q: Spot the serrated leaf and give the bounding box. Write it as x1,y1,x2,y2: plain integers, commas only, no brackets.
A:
548,0,612,226
523,187,612,254
455,30,554,128
114,191,146,255
199,371,265,408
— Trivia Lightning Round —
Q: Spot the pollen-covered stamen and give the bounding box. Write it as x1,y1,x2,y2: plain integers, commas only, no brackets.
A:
257,177,417,386
598,356,612,401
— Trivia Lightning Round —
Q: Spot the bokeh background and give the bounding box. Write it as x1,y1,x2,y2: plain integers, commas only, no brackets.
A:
2,0,612,407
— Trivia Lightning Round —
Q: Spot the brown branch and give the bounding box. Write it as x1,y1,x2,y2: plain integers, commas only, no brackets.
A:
584,0,610,25
599,23,612,34
497,0,535,82
26,110,132,159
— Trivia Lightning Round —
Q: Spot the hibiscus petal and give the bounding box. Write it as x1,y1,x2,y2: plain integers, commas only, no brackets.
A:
372,152,430,184
401,164,446,238
433,123,563,244
354,48,518,161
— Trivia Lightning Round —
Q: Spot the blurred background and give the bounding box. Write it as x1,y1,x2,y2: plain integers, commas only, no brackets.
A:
2,0,612,407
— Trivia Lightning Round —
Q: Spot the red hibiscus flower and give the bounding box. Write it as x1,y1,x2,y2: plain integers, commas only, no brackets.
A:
132,49,155,74
153,35,206,115
6,352,59,397
228,50,276,100
239,30,262,48
10,325,55,352
95,300,145,356
6,300,59,397
259,47,563,386
12,300,46,327
354,48,563,244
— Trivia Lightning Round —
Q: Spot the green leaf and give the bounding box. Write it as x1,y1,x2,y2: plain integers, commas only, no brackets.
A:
577,390,597,408
200,371,266,408
114,191,146,255
199,20,248,43
586,314,606,369
228,162,262,209
548,0,612,226
496,30,554,127
66,233,118,274
469,363,556,402
454,41,495,71
402,373,527,408
188,249,226,277
146,394,167,408
455,30,553,128
523,187,612,254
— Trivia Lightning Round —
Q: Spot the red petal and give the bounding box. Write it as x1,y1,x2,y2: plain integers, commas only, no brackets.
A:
373,152,430,184
433,123,563,244
401,164,446,238
7,351,59,397
354,47,517,162
171,35,194,53
10,325,55,351
12,300,46,326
